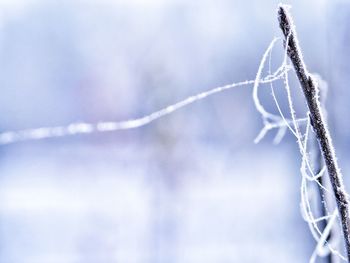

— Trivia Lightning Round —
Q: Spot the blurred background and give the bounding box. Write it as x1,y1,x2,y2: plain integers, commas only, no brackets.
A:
0,0,348,262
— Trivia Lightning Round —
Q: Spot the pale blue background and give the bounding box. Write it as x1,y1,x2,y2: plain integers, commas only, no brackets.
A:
0,0,348,262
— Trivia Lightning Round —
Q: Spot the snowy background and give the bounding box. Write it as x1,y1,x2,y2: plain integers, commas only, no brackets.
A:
0,0,348,262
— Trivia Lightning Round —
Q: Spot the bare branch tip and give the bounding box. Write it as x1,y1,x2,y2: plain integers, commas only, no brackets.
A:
277,4,293,37
277,3,291,13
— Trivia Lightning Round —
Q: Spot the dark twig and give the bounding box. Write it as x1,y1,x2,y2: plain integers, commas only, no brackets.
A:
315,134,334,263
315,80,333,263
278,4,350,261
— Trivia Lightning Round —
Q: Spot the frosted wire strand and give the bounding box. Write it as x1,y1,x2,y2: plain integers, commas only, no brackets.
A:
252,37,282,122
301,118,328,189
267,41,288,145
298,113,330,245
253,35,302,144
310,210,338,263
0,38,294,146
269,30,298,140
297,99,344,260
253,117,306,144
301,178,346,261
0,69,286,145
283,68,324,188
270,76,298,137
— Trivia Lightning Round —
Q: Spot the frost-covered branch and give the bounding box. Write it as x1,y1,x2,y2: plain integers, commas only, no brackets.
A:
314,75,336,263
278,4,350,261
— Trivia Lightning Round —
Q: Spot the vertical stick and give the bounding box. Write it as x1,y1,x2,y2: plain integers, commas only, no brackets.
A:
315,136,334,263
277,5,350,261
314,79,334,262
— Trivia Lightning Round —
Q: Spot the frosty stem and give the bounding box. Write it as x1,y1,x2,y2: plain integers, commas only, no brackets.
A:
315,130,334,263
278,5,350,261
315,83,333,263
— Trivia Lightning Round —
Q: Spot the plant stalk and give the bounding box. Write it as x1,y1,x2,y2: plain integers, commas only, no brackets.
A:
278,5,350,261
